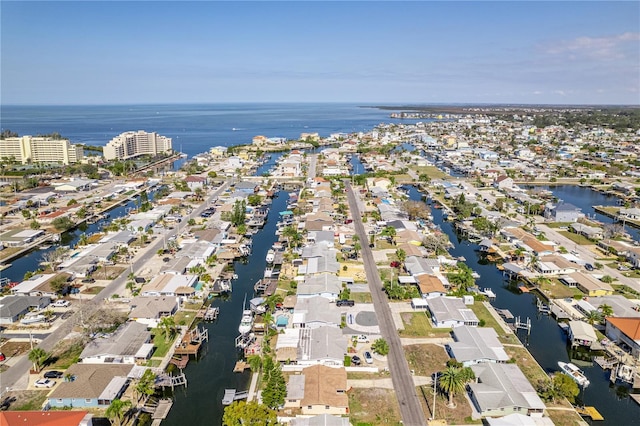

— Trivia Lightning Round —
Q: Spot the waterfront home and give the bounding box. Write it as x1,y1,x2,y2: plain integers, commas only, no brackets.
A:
0,411,93,426
71,242,119,263
128,296,179,328
587,295,640,318
605,317,640,360
543,201,583,222
566,272,614,296
567,321,597,348
290,414,350,426
395,229,424,246
285,365,349,416
297,326,347,367
0,295,51,324
276,328,300,363
47,364,132,408
11,273,70,297
627,246,640,269
415,274,447,299
485,413,554,426
597,239,633,257
98,231,137,247
493,175,514,190
404,256,440,276
569,223,603,240
293,296,341,329
0,229,45,247
427,296,479,328
535,255,579,276
446,325,509,366
619,207,640,220
469,363,546,418
140,272,198,299
175,240,216,264
306,230,335,247
296,273,342,301
303,213,334,232
80,321,152,364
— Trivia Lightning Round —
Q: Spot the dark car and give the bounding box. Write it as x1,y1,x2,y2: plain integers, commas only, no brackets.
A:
81,278,95,284
585,263,594,271
336,299,355,307
43,370,64,379
351,355,362,366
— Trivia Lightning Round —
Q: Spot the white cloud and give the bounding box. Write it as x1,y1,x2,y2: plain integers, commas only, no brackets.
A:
542,32,640,61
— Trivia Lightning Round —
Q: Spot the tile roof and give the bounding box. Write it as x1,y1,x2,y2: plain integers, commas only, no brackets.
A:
607,317,640,340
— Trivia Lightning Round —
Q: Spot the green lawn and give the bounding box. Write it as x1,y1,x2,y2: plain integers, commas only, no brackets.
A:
398,312,451,337
150,331,173,358
351,292,372,303
411,165,449,180
558,231,594,246
173,310,195,327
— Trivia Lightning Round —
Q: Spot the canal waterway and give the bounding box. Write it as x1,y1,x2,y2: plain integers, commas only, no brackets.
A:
528,185,640,242
406,185,640,425
162,188,289,425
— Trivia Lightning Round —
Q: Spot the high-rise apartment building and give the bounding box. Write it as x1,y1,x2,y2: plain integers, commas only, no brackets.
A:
103,131,173,161
0,136,84,165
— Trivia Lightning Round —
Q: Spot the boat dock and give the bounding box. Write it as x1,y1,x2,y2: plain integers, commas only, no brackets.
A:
575,406,604,421
233,360,250,372
222,389,249,405
196,306,219,321
155,372,187,390
174,326,208,356
496,308,514,320
594,356,617,370
169,355,189,369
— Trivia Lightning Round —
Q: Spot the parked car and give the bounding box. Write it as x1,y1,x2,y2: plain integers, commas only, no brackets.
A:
356,335,369,343
51,300,70,308
336,299,355,307
0,353,5,362
34,379,55,388
43,370,64,379
81,278,95,284
585,263,594,271
351,355,362,366
363,351,373,364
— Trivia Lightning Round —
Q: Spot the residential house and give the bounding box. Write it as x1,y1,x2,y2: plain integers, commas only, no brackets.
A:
619,207,640,220
469,363,546,418
80,321,152,364
47,364,132,408
567,272,614,296
605,317,640,360
185,175,207,191
297,273,342,301
428,297,479,328
415,274,447,299
128,296,179,328
11,273,71,298
493,175,513,190
0,229,45,247
297,326,347,367
293,296,341,329
567,321,597,348
404,256,440,276
446,326,509,366
569,223,603,240
299,365,349,416
544,201,583,222
140,272,198,299
535,256,579,276
0,296,51,324
289,414,350,426
627,246,640,269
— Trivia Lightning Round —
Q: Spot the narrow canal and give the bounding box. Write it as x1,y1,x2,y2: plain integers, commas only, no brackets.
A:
163,153,286,425
406,185,640,425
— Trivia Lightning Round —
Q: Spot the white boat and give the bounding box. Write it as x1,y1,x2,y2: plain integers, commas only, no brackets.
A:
265,249,275,263
20,314,46,324
238,310,254,334
558,361,590,387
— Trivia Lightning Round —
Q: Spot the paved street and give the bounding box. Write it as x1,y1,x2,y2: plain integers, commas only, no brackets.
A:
0,181,230,391
345,181,426,426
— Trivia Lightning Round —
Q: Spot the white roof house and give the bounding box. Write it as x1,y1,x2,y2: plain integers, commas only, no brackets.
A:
141,273,198,297
11,274,57,296
80,322,151,364
469,363,546,418
428,297,479,328
293,296,342,329
297,326,347,367
297,273,342,301
446,325,509,366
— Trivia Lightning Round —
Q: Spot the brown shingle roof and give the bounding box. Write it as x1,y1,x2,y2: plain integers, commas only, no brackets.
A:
301,365,348,408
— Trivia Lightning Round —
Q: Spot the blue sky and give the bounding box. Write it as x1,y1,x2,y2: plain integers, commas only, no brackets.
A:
2,1,639,105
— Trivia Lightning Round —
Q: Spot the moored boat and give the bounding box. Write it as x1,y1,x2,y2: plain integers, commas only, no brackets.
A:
238,310,254,334
558,361,590,387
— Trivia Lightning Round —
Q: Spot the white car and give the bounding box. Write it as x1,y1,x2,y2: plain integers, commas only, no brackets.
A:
51,300,70,308
364,351,374,364
34,379,55,388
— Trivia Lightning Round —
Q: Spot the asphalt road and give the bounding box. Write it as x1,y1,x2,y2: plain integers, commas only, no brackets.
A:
345,181,426,426
0,181,231,391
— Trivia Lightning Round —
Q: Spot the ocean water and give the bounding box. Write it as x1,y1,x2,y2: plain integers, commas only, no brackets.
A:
0,103,410,157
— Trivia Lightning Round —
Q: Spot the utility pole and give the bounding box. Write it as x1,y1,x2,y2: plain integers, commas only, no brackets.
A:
432,372,438,420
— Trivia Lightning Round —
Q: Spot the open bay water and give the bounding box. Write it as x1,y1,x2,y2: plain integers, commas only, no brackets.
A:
0,103,414,157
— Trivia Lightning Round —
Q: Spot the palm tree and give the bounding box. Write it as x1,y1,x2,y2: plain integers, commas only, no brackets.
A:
247,354,262,372
78,233,89,246
158,316,177,342
105,398,132,426
585,310,603,325
438,366,467,407
134,369,156,404
28,348,50,373
599,304,614,318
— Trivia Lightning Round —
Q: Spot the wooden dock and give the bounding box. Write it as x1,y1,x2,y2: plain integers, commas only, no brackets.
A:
169,355,189,369
222,389,249,405
196,306,219,321
174,327,208,355
576,406,604,421
152,399,173,420
234,360,249,372
496,308,514,320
